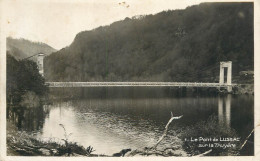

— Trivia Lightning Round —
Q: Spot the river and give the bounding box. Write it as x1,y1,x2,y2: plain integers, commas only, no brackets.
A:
9,87,254,156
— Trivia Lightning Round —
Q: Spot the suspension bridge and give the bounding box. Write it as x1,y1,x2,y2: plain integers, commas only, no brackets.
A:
45,82,233,88
26,53,236,92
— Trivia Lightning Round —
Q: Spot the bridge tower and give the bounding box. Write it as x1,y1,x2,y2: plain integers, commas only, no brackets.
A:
219,61,232,92
37,53,45,76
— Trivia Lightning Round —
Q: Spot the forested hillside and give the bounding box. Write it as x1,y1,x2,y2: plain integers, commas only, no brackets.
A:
44,2,253,82
7,37,56,61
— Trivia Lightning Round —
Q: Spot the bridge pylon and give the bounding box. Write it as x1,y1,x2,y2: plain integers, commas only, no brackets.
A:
219,61,232,92
37,53,45,76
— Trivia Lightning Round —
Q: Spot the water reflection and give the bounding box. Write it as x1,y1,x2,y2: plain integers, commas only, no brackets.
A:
7,105,49,132
218,94,231,127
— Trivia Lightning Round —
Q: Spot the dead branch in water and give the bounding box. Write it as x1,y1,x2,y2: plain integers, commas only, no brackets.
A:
153,112,183,149
127,112,183,156
127,112,214,157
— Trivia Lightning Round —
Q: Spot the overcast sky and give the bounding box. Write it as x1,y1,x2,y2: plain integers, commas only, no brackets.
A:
3,0,234,49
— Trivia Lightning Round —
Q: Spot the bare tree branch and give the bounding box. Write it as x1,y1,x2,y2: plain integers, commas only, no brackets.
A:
153,112,183,149
240,128,254,150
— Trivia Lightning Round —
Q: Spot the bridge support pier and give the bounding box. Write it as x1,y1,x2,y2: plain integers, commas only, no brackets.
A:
227,86,232,93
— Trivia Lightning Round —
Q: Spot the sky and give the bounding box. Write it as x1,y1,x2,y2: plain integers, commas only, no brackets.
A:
2,0,243,49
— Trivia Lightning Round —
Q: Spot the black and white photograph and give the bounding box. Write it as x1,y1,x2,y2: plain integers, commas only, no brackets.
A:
0,0,259,160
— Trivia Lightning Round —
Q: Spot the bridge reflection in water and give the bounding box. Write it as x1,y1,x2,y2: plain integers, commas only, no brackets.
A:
218,95,231,127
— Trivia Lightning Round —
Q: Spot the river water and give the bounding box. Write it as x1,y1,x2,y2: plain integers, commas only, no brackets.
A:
10,88,254,155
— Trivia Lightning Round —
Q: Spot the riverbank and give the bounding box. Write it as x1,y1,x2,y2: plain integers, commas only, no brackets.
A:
233,84,254,95
7,120,188,157
7,121,107,156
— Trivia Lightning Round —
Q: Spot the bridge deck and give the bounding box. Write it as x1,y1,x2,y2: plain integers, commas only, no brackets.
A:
46,82,235,87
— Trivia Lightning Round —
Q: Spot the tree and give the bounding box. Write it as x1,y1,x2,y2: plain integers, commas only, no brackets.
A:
7,53,48,107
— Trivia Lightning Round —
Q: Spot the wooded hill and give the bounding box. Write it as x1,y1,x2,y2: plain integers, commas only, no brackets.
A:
7,37,56,61
44,2,253,83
